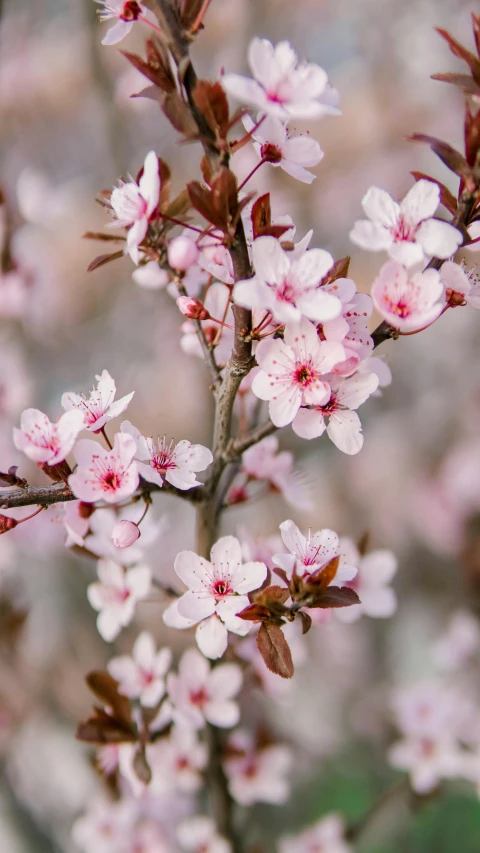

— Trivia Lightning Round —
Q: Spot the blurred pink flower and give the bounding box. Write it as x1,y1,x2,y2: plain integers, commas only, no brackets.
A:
273,519,357,583
433,610,480,671
222,38,339,120
350,180,462,266
252,318,344,427
132,261,170,289
320,278,373,376
292,372,379,454
62,369,134,432
371,261,444,332
121,420,212,490
111,519,140,548
278,814,352,853
242,113,323,183
234,236,340,324
198,234,234,285
173,536,267,658
335,539,397,622
96,1,147,46
177,816,231,853
240,435,313,510
69,434,139,503
87,558,151,641
167,647,242,728
13,407,84,465
168,235,199,271
109,150,160,263
224,729,292,806
107,631,171,706
72,797,136,853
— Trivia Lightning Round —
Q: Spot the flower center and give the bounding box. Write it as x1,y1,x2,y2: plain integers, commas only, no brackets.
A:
120,1,142,21
190,687,209,707
294,364,313,385
151,438,177,473
391,214,416,243
260,142,283,163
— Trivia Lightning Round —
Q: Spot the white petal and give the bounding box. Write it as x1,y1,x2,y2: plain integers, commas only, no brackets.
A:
362,186,400,229
204,700,240,728
195,615,229,659
208,663,243,699
101,19,132,46
350,219,393,252
177,590,216,621
269,386,302,427
326,410,364,454
401,179,439,224
210,535,243,574
292,407,327,439
174,550,212,590
416,219,463,259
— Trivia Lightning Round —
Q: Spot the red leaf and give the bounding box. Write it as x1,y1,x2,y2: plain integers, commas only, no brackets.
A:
87,250,124,272
431,72,480,96
121,40,176,93
308,586,361,609
86,671,133,729
435,27,480,84
308,555,340,589
83,232,126,242
408,134,473,185
256,623,294,679
298,611,312,635
193,80,230,138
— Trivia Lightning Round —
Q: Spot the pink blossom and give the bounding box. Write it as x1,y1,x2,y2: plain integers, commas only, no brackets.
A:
350,180,462,266
173,536,267,658
278,814,352,853
273,519,358,584
0,270,29,317
111,519,140,548
234,237,341,324
357,355,392,395
335,538,397,622
177,295,210,320
371,261,445,332
109,151,160,263
433,610,480,671
62,369,134,433
224,730,292,806
440,260,480,309
86,505,162,564
252,317,344,427
72,798,136,853
198,232,234,285
167,647,242,728
144,726,207,795
292,372,379,454
62,500,91,547
240,435,313,510
168,235,199,271
181,283,234,364
132,262,170,290
222,38,339,120
95,1,147,46
87,558,151,641
121,421,212,490
107,631,171,706
13,407,84,465
242,113,323,183
320,278,373,375
69,434,139,503
177,816,231,853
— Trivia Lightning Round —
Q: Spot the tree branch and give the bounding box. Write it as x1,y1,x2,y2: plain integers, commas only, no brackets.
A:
224,419,277,461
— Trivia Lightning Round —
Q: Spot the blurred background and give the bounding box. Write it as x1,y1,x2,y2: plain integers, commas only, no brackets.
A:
1,0,480,850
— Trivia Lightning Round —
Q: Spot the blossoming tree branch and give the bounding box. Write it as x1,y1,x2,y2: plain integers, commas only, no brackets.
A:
2,2,480,852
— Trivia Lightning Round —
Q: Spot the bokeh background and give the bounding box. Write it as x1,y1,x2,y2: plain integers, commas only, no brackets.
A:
1,0,480,850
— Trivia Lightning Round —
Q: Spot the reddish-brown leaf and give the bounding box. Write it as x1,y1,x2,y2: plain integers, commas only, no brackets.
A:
237,602,272,622
83,232,126,243
431,72,480,96
187,181,227,230
251,193,271,238
76,714,137,745
121,40,176,93
87,250,124,272
308,556,340,589
465,105,480,168
273,567,290,586
160,91,198,137
258,585,290,605
86,671,133,729
408,134,473,183
193,80,230,138
256,623,294,679
321,256,350,284
410,172,457,214
473,14,480,59
133,746,152,784
435,27,480,84
308,586,361,609
298,610,313,635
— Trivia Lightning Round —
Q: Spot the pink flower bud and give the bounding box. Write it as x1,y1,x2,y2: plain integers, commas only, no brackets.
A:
0,514,17,534
112,519,141,548
176,296,210,320
168,235,199,271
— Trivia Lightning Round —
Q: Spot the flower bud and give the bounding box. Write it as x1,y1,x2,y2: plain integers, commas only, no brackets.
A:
0,514,17,534
168,235,199,271
79,501,95,519
176,296,210,321
112,519,140,548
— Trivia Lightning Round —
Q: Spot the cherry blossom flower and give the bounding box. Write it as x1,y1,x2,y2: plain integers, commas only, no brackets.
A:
350,180,462,266
234,236,341,324
320,278,374,375
198,234,234,284
86,504,162,564
222,38,339,120
440,260,480,309
72,797,136,853
107,631,171,706
273,520,358,584
132,262,170,290
172,536,268,658
357,355,392,395
62,500,91,547
95,1,148,46
109,150,160,264
238,435,312,510
242,113,323,183
180,283,234,364
292,372,379,454
87,558,151,641
433,610,480,671
62,369,134,432
13,407,84,466
252,317,344,428
121,421,212,490
69,433,139,504
167,648,242,728
278,814,352,853
177,816,231,853
168,235,199,271
334,538,397,622
130,726,207,796
224,729,292,806
111,519,140,548
371,261,445,332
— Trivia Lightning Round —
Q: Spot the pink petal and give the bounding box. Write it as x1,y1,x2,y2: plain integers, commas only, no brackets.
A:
401,179,439,224
195,615,228,659
326,410,364,454
177,590,216,621
362,186,400,229
292,407,327,439
416,219,463,259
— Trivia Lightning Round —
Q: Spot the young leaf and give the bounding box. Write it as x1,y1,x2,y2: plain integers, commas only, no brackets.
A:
87,250,124,273
409,133,473,183
308,586,361,609
256,622,294,679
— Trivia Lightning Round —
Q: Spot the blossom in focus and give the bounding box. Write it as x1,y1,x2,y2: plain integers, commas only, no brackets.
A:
62,369,134,432
433,610,480,671
95,1,147,46
350,180,462,266
87,558,151,641
242,113,323,183
107,631,171,706
371,261,444,332
335,538,397,622
273,519,357,584
320,278,374,375
69,434,139,503
13,407,84,466
292,372,379,454
177,816,231,853
109,150,160,263
278,814,352,853
234,236,341,324
240,435,313,510
224,729,292,806
121,421,212,490
167,647,242,728
222,38,339,120
440,260,480,309
252,317,344,427
111,519,140,548
172,536,267,658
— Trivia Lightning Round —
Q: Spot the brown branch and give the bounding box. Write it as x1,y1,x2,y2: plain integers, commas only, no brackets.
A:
205,725,242,853
224,419,277,461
